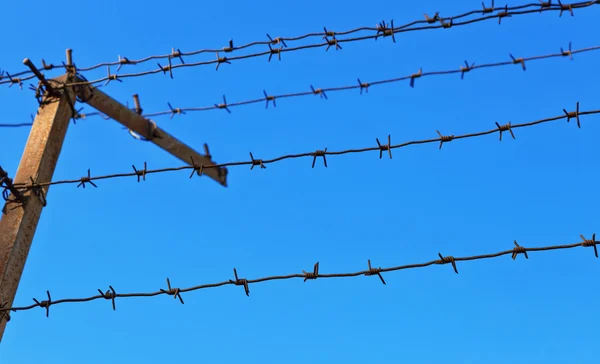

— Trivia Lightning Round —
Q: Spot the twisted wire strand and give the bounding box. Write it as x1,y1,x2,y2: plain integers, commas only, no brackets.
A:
1,0,597,88
2,43,596,128
1,105,595,193
96,44,600,120
0,234,596,317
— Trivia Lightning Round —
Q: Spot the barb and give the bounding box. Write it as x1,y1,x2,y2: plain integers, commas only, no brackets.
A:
3,104,596,192
3,0,598,88
1,233,596,316
73,44,600,121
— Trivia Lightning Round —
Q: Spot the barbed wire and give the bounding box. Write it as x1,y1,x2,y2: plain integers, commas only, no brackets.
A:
1,104,595,195
0,114,37,129
0,233,596,317
1,0,598,89
77,43,600,120
2,43,596,129
0,123,34,128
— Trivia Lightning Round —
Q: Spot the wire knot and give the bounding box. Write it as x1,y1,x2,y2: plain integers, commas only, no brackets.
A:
104,66,122,86
215,52,231,70
509,54,526,71
562,101,581,128
365,260,386,285
460,61,475,79
559,0,574,17
424,12,440,23
376,135,393,159
539,0,551,12
160,278,184,304
268,44,283,62
561,42,573,60
375,20,396,43
495,122,516,141
511,240,529,260
32,291,52,317
215,95,231,113
323,27,336,38
267,34,288,47
189,156,204,178
73,111,86,120
41,59,55,71
497,5,511,24
325,36,342,51
157,59,174,79
5,72,23,89
229,268,250,296
77,169,98,188
437,253,459,274
439,254,455,265
436,130,454,149
410,68,422,88
169,47,185,65
357,78,369,94
249,152,266,170
117,55,132,71
303,262,319,282
481,0,495,13
310,85,328,99
580,234,598,258
132,162,148,182
439,18,453,29
222,39,235,53
263,90,277,108
97,286,117,310
311,148,328,168
168,102,186,119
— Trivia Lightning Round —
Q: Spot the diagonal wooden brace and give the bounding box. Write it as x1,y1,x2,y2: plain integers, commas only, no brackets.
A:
74,79,228,187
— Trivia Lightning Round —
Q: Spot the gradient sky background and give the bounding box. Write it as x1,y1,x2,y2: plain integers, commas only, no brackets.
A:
1,1,599,363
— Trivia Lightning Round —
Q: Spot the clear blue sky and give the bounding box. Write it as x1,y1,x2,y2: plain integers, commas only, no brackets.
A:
1,1,599,363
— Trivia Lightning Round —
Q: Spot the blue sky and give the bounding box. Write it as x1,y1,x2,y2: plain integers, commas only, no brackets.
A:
1,1,599,363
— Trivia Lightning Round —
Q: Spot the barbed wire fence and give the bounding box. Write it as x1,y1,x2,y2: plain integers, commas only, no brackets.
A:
0,233,596,319
2,43,597,128
0,103,594,199
1,0,598,90
0,0,599,328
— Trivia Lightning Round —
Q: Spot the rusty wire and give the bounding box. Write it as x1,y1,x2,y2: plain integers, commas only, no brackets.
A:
2,43,597,128
1,104,595,194
0,233,596,316
0,123,36,128
87,44,600,120
1,0,597,89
